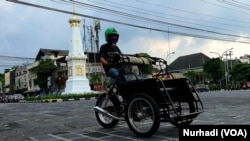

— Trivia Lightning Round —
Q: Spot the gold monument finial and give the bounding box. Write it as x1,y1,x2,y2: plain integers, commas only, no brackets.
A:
69,6,81,27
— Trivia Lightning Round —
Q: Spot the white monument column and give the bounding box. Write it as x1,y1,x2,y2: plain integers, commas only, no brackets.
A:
63,8,91,94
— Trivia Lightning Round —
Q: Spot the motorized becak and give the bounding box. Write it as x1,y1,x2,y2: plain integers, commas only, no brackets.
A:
94,53,204,137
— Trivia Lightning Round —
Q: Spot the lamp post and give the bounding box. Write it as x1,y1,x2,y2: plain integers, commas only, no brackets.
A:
210,48,233,89
166,52,175,63
209,52,221,59
209,51,222,89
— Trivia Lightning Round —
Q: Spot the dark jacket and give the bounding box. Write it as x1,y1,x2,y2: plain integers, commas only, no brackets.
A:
99,43,122,73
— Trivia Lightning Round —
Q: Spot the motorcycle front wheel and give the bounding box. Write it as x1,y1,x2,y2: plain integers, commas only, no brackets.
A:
95,94,120,128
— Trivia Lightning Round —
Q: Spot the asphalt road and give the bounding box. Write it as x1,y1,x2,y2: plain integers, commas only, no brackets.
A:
0,90,250,141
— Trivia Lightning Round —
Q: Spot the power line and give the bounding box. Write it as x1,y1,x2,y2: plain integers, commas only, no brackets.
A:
97,0,250,29
217,0,250,11
85,0,250,32
6,0,250,44
0,56,34,70
0,55,34,60
63,0,250,39
232,0,250,7
201,0,250,15
137,0,250,23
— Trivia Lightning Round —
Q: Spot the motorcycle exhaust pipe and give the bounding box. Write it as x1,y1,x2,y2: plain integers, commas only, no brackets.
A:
93,106,120,120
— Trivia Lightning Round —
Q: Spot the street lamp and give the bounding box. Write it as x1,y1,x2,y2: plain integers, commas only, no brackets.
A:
222,48,233,58
209,48,233,89
209,51,223,89
166,52,175,62
209,51,221,59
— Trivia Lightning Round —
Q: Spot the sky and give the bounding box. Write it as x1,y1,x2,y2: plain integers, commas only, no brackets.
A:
1,0,250,73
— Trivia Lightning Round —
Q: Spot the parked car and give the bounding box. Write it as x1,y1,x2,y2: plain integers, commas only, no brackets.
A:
242,82,250,89
13,94,25,102
0,95,8,103
195,87,209,93
7,95,15,102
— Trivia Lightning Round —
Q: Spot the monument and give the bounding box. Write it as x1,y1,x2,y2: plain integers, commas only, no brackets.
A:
63,8,91,94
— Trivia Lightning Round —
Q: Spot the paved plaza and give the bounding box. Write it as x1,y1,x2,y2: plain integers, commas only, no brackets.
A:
1,90,250,141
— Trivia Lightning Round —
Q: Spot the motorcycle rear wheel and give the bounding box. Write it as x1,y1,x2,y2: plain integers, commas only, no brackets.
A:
169,101,196,127
126,93,160,137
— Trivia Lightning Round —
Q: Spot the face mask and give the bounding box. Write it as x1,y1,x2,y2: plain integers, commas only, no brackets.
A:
108,36,118,44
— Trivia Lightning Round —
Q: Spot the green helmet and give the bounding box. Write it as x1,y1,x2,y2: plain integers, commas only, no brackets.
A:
105,27,119,42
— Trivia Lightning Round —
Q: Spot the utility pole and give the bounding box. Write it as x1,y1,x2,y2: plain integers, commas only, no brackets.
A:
228,51,233,85
87,26,94,52
94,19,101,53
82,19,87,52
225,52,229,87
91,26,94,52
211,48,233,89
229,51,233,70
224,50,233,88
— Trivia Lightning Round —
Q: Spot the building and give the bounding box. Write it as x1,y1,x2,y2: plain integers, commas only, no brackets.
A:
4,71,10,94
169,52,210,73
24,48,68,96
239,54,250,64
4,69,15,94
15,66,28,93
169,52,210,83
24,61,39,96
23,48,103,95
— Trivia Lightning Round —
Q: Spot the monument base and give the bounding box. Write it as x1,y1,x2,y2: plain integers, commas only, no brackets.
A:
63,78,91,95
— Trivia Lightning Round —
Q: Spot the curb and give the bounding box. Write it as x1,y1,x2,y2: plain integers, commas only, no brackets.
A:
19,97,96,103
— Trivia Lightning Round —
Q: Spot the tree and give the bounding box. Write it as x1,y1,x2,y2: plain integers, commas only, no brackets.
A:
203,58,224,83
34,59,57,92
0,73,4,92
230,62,250,84
4,69,10,73
184,70,196,84
0,69,10,93
184,71,206,85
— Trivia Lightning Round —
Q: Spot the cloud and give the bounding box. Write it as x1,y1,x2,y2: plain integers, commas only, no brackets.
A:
199,39,250,59
118,33,208,62
0,0,14,12
2,0,250,74
121,34,250,63
0,1,72,57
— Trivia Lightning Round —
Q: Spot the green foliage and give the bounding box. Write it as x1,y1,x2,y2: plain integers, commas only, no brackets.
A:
89,73,102,84
103,77,112,90
26,93,96,101
0,73,4,81
184,71,197,84
209,83,220,90
203,58,224,82
34,59,57,90
138,53,150,57
230,62,250,83
4,69,10,73
184,71,208,85
0,73,4,91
